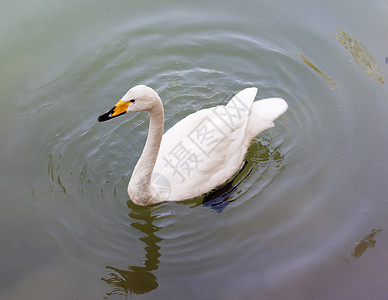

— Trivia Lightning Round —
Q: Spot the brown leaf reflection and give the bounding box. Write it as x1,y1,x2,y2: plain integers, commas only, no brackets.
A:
101,204,162,298
345,228,382,264
334,28,385,84
299,54,337,89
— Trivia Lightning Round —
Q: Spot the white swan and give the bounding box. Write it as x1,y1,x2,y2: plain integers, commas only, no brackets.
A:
98,85,287,206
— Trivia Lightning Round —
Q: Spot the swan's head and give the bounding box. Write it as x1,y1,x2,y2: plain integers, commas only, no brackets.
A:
98,85,162,122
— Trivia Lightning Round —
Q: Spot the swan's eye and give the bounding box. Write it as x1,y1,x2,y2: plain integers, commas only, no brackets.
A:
129,99,135,103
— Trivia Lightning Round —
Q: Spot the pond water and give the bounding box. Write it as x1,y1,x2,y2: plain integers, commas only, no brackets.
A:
1,0,388,299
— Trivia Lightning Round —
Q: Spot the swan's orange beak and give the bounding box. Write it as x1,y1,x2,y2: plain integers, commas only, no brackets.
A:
98,100,129,122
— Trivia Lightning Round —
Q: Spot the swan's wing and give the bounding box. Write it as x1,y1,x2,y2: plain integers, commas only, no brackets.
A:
151,88,258,201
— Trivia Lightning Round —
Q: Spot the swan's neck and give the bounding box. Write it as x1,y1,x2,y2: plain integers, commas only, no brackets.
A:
128,103,164,205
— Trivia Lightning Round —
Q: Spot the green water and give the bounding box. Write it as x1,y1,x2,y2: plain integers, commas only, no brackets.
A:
1,0,388,299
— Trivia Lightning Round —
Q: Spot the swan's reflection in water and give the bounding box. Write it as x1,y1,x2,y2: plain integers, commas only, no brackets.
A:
102,203,162,298
101,138,286,296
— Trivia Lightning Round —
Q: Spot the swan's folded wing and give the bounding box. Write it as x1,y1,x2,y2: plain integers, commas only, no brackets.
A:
152,100,254,201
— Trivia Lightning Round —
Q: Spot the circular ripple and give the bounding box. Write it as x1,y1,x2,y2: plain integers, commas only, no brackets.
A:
17,10,354,282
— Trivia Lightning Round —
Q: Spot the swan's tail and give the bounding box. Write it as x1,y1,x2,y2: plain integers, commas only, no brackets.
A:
246,97,288,140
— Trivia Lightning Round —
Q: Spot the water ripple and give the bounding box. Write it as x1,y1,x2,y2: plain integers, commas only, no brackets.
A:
15,10,362,293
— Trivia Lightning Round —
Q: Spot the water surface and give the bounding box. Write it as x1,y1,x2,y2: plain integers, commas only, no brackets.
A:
1,0,388,299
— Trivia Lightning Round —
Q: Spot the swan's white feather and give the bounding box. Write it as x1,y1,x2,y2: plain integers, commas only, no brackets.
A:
151,88,287,201
99,85,288,205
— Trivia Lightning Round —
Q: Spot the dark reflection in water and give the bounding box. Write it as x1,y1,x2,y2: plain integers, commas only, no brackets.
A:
101,204,162,298
202,137,285,212
202,177,241,213
334,28,385,84
48,153,67,194
202,161,249,213
345,228,382,264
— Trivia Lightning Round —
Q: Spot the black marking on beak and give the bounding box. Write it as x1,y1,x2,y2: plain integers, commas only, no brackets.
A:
98,107,125,122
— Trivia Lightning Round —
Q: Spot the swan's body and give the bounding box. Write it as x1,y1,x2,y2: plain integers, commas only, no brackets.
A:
98,85,287,206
